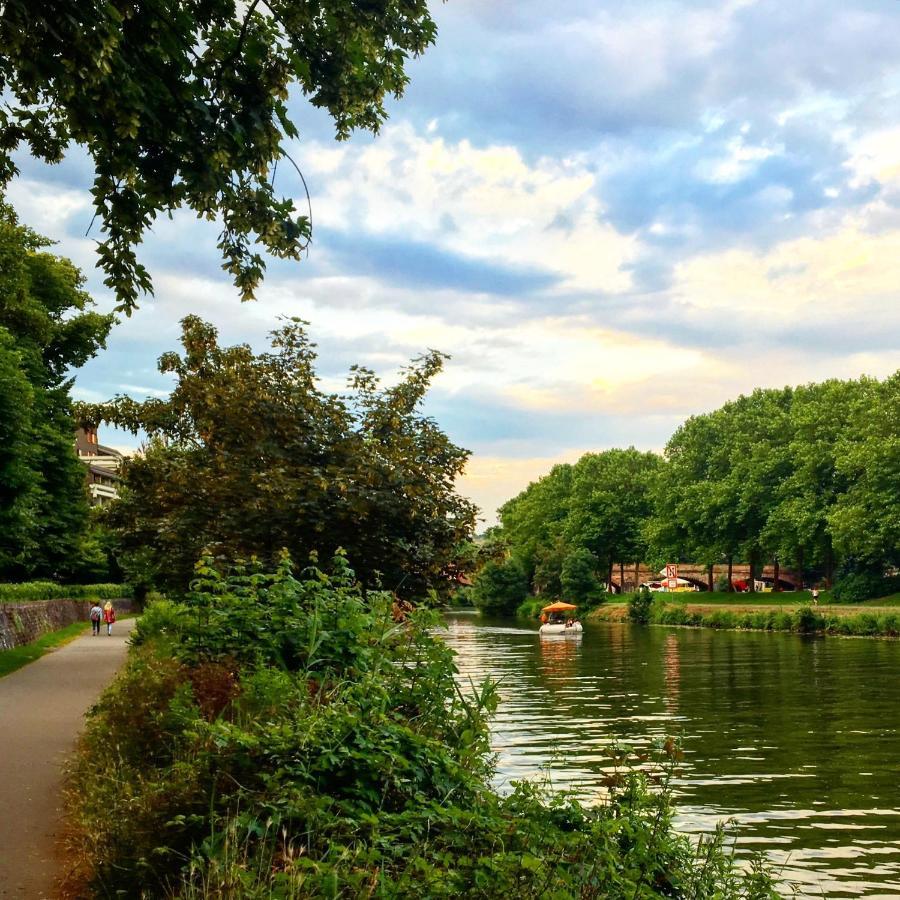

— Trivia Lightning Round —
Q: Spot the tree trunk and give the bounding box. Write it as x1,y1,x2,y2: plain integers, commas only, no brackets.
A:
619,561,625,594
608,559,614,594
748,551,756,593
634,561,640,593
773,556,781,592
727,555,734,592
707,563,714,593
796,546,804,591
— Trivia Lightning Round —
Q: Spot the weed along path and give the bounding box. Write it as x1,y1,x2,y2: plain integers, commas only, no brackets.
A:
0,620,135,899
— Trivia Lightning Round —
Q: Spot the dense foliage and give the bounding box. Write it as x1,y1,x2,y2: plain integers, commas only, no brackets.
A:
0,581,129,602
67,554,777,898
594,596,900,638
0,0,437,312
470,557,529,615
89,316,476,599
0,204,114,580
485,373,899,612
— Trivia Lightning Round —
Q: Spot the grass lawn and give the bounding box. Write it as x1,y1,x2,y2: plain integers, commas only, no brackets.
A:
0,620,92,678
614,590,900,608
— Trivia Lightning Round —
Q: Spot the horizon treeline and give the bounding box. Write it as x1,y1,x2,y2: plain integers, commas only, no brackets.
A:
479,372,899,609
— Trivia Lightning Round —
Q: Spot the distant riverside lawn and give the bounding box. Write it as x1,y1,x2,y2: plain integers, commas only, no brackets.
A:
585,592,900,637
0,583,131,602
65,553,778,898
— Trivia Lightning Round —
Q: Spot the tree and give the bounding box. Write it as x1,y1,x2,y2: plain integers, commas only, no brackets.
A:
565,448,661,591
94,315,476,598
499,464,573,586
560,547,601,603
532,532,568,599
646,411,735,588
0,329,35,572
715,388,793,592
0,1,437,313
470,557,528,616
650,390,794,593
0,203,114,579
829,372,900,572
765,378,880,588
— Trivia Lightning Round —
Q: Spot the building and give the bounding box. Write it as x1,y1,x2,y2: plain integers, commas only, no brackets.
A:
75,425,125,506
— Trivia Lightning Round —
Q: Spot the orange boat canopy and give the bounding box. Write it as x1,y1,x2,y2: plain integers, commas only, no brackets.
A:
541,601,578,612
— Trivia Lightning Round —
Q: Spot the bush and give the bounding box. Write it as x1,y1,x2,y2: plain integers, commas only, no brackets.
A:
792,605,824,633
0,582,131,602
832,571,900,603
129,597,187,648
628,586,654,624
448,584,473,607
66,553,777,899
560,548,602,604
516,596,544,619
470,557,529,615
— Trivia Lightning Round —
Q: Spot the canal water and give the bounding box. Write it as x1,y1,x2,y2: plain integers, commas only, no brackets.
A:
443,611,900,898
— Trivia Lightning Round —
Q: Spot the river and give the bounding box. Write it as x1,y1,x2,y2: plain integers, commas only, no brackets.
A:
443,611,900,897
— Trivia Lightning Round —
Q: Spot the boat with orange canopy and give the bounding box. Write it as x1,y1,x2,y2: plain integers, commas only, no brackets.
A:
539,601,583,635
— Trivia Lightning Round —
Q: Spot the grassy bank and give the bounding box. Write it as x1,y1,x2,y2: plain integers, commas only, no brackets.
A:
0,621,89,678
64,556,776,898
590,596,900,637
515,589,900,621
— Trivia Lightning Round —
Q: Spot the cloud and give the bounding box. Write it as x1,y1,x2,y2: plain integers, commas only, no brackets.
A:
318,229,561,295
9,0,900,527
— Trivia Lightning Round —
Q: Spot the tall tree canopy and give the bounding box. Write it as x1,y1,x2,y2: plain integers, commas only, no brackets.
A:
0,203,114,578
491,372,899,601
0,1,437,312
829,373,900,570
498,463,573,582
92,315,476,598
565,448,662,585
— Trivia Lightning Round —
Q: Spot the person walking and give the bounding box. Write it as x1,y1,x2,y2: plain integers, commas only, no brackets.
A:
89,602,103,636
102,600,116,636
811,586,820,606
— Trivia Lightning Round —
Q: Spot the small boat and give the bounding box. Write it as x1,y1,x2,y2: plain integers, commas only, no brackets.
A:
539,601,583,635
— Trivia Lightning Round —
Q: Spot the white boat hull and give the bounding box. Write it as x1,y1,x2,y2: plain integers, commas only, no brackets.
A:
539,622,583,635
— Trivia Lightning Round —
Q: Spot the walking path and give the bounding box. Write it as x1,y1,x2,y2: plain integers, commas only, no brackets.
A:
0,620,135,899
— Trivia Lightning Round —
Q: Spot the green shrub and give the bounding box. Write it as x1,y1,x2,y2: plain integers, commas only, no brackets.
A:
515,597,544,619
560,547,603,604
791,605,823,633
832,571,900,604
448,584,473,607
130,598,187,647
470,557,529,615
0,582,131,602
68,553,777,898
627,586,654,624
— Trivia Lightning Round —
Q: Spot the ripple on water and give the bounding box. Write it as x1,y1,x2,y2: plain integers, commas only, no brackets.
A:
443,613,900,898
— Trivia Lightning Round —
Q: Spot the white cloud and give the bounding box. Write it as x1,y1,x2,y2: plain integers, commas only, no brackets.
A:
299,124,638,293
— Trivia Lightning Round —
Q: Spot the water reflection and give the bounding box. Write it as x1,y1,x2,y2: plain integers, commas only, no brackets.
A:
444,613,900,898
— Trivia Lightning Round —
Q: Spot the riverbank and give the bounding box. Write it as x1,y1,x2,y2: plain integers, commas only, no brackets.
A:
589,596,900,637
63,569,775,898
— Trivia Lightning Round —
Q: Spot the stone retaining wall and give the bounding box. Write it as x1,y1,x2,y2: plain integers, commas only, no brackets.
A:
0,598,135,651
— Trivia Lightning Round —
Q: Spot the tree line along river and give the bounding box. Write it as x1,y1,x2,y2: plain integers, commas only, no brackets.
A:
443,611,900,898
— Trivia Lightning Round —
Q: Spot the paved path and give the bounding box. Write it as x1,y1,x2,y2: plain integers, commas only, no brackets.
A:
0,620,135,899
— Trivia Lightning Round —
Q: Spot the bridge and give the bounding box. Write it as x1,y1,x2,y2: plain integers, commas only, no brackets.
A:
610,562,803,593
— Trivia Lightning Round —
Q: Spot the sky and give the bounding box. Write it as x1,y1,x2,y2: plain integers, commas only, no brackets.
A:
10,0,900,526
